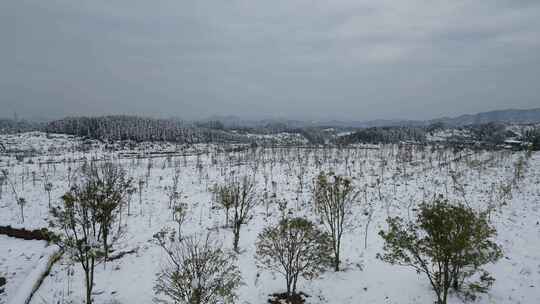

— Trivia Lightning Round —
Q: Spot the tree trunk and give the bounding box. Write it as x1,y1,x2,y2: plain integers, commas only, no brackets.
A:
139,192,143,215
442,287,448,304
292,274,298,295
451,265,461,291
285,275,292,300
103,230,109,260
333,238,340,271
178,222,182,241
435,292,443,304
233,224,240,253
192,287,202,304
118,205,123,234
85,275,92,304
84,265,93,304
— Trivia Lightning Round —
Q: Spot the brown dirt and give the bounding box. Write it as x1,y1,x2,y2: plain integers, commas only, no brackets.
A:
268,292,309,304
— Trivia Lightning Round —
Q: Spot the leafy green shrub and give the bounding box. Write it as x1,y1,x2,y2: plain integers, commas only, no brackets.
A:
378,197,502,304
256,217,332,299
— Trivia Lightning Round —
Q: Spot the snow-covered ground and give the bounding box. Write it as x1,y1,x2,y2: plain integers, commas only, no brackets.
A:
0,132,539,304
0,236,49,304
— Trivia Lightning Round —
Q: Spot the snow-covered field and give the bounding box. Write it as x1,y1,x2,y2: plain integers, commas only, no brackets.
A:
0,236,49,304
1,132,539,304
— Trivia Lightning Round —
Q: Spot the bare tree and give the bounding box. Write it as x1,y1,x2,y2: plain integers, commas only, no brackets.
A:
17,197,27,223
153,229,242,304
2,169,24,222
173,201,188,240
212,183,234,227
313,172,359,271
44,182,53,209
214,175,258,252
138,178,145,215
230,175,258,253
0,173,5,199
167,169,181,209
126,186,136,216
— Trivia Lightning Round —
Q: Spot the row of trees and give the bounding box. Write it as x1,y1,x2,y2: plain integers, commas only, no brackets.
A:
46,160,504,304
44,116,246,144
152,196,502,304
337,122,540,147
154,172,504,304
0,118,41,134
4,114,535,148
338,126,427,144
525,128,540,150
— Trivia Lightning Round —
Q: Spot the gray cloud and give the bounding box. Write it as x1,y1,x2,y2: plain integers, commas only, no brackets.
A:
1,0,539,121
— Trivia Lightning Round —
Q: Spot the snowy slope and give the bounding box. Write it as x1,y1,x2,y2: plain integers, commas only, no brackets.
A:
0,132,538,304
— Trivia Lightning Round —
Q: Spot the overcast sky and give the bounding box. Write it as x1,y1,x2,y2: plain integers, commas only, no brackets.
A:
1,0,539,121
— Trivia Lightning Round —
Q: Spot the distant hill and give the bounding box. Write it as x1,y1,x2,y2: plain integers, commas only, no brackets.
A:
431,108,540,127
4,108,540,138
313,108,540,128
203,108,540,129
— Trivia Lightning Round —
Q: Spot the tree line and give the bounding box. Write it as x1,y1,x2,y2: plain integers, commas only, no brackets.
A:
44,116,250,144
